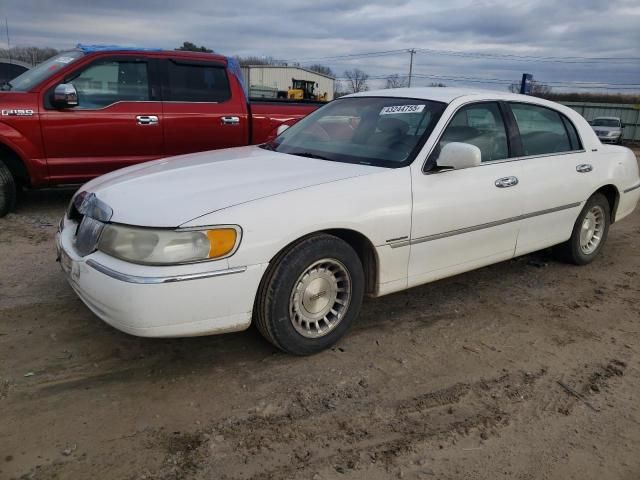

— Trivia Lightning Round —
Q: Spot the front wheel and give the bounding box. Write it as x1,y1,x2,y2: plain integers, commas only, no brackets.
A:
0,159,17,218
554,193,610,265
254,234,364,355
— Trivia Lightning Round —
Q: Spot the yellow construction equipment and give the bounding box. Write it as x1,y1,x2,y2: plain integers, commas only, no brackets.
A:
287,78,328,101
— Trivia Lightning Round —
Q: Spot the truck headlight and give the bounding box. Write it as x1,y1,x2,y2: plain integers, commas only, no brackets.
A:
97,224,240,265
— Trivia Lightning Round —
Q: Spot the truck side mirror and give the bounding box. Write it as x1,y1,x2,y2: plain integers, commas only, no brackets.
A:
52,83,78,108
276,124,290,136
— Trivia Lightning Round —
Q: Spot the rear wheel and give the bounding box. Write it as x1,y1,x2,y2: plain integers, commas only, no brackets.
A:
254,234,364,355
0,159,17,217
554,193,610,265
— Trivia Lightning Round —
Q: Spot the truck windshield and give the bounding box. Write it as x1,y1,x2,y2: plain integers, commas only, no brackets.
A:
592,119,620,127
2,50,84,92
262,96,446,168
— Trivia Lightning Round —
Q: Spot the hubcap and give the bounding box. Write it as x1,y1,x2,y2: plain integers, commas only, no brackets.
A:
579,205,605,255
289,259,351,338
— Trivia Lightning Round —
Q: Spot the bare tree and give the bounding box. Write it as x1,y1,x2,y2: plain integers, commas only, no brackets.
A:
307,64,334,77
0,46,58,66
343,68,369,93
427,82,447,87
508,80,551,95
385,74,408,89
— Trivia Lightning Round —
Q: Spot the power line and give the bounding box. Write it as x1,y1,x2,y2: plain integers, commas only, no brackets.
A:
282,47,640,65
336,72,640,90
415,48,640,64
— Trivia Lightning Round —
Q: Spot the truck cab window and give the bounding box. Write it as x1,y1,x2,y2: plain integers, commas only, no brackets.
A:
166,62,231,102
70,60,150,109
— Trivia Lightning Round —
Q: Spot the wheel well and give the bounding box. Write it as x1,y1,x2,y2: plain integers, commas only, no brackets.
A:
0,143,29,186
595,185,619,222
267,229,379,296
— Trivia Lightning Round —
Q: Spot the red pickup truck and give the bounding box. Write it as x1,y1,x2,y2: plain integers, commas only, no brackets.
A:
0,45,321,216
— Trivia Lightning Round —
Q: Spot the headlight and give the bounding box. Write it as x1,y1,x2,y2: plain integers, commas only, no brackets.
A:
97,224,240,265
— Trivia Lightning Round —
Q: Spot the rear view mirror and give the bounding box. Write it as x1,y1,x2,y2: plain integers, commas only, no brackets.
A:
52,83,78,108
437,142,482,170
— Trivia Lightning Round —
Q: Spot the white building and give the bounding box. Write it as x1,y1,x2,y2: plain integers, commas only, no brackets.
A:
241,65,335,101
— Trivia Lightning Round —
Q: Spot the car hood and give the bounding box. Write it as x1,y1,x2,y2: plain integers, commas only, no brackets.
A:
81,146,384,227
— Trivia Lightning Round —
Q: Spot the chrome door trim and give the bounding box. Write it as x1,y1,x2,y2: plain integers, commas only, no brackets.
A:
221,116,240,125
86,259,246,284
392,201,582,248
624,182,640,193
495,176,519,188
136,115,159,125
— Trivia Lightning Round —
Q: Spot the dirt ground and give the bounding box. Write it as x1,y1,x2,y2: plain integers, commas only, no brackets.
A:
1,151,639,480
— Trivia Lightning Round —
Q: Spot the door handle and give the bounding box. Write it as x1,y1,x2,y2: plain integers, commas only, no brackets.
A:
495,176,519,188
221,116,240,125
136,115,159,125
576,164,593,173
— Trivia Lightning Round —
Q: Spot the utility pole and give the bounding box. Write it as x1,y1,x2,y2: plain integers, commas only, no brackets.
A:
408,48,416,87
5,18,11,64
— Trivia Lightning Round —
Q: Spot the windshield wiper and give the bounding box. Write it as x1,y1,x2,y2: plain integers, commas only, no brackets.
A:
290,152,330,160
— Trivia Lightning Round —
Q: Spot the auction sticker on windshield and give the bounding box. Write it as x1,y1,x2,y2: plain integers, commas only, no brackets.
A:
380,105,425,115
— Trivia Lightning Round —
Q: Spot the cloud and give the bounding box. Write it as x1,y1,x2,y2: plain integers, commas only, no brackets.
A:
3,0,639,91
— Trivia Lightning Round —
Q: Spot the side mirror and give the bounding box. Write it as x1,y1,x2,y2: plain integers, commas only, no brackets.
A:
52,83,78,108
436,142,482,170
276,124,290,136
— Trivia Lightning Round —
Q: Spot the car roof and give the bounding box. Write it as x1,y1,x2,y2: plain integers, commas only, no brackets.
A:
593,116,621,120
74,44,228,63
347,87,554,105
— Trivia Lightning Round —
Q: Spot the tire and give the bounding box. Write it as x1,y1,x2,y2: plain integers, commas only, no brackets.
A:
254,234,365,355
554,193,610,265
0,159,17,218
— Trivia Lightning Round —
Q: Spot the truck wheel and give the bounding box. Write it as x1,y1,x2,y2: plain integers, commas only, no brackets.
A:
0,159,17,217
554,193,610,265
254,234,364,355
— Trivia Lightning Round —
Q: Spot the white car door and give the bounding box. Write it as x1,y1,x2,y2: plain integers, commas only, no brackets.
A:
507,102,597,255
407,101,523,287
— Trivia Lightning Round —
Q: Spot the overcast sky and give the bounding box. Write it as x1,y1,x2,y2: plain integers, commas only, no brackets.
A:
2,0,639,92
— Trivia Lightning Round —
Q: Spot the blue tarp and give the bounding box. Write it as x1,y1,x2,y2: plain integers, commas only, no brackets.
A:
76,44,163,53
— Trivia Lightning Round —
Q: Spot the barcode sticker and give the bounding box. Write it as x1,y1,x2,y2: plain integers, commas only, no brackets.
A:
380,105,425,115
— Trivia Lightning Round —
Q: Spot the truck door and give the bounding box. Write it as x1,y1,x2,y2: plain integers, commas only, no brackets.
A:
40,56,163,183
160,58,249,155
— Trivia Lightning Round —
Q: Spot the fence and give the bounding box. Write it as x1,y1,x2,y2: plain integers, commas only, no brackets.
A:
561,102,640,143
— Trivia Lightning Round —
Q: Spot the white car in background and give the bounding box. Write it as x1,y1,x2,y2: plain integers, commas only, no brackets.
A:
591,116,624,144
56,88,640,355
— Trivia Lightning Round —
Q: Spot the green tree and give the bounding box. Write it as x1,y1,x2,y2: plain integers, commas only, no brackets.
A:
176,42,213,53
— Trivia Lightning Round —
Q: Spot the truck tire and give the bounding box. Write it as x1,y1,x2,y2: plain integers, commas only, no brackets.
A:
0,159,17,217
254,234,364,355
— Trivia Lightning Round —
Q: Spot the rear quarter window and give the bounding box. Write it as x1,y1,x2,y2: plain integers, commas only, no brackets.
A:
166,61,231,102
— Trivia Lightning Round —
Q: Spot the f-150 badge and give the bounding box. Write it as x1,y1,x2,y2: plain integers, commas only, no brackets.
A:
1,109,34,116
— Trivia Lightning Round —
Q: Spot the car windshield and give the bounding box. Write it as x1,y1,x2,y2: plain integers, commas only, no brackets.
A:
2,50,84,92
262,96,446,168
592,119,620,127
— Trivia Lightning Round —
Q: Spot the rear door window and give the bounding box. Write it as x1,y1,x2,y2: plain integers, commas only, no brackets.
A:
166,61,230,102
510,103,574,156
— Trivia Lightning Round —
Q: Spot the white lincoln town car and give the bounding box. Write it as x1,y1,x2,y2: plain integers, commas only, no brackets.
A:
56,88,640,355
